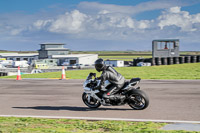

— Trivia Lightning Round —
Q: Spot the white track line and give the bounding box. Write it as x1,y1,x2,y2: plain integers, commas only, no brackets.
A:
0,115,200,124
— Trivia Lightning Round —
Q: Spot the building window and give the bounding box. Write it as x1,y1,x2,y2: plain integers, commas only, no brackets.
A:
157,42,175,50
23,58,28,61
46,45,63,48
70,60,76,65
41,45,45,50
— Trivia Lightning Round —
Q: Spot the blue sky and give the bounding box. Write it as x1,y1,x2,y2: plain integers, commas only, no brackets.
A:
0,0,200,51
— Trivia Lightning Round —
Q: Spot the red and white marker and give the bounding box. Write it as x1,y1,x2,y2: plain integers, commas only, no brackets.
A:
16,66,22,80
61,66,66,80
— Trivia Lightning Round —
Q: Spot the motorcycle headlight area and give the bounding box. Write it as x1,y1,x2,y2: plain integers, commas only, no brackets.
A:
84,87,91,92
83,80,90,87
83,80,92,92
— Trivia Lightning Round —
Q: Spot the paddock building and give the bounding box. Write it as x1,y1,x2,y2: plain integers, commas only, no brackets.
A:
52,54,98,66
0,53,38,63
0,43,98,66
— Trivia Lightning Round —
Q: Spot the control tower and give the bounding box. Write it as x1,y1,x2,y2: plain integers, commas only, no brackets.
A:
152,39,179,58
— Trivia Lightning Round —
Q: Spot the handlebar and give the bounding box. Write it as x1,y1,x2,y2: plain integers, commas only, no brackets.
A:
87,73,96,80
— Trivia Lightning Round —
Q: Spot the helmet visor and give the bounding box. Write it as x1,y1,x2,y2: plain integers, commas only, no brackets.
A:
95,64,103,72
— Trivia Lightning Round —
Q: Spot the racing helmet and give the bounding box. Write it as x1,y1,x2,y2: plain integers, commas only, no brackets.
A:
95,58,105,72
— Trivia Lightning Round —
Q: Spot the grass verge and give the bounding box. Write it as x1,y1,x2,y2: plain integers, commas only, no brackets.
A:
1,117,198,133
99,55,152,61
1,63,200,80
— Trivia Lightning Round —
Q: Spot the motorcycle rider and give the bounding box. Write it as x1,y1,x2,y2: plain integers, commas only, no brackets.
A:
94,58,125,101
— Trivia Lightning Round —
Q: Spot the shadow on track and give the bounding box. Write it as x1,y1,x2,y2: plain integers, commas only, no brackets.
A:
13,106,133,111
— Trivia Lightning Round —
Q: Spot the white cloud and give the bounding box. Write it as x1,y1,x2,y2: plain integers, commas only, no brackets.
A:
95,13,135,29
158,6,200,32
30,5,200,42
10,28,24,35
169,6,181,13
137,20,153,29
0,23,25,36
31,9,137,40
77,0,193,15
193,13,200,23
33,19,52,30
98,10,110,15
48,10,88,34
1,1,200,51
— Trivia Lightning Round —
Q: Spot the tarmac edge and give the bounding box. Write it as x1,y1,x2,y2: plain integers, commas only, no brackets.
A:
0,115,200,124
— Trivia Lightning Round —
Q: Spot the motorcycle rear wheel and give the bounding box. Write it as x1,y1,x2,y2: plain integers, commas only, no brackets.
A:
82,92,101,108
128,89,149,110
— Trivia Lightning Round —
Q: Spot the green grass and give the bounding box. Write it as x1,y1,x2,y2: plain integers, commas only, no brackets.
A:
1,117,198,133
1,63,200,80
70,51,152,55
116,63,200,80
99,55,152,61
1,50,200,55
1,63,200,133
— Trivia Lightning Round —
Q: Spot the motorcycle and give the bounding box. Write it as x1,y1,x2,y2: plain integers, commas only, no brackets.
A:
82,73,149,110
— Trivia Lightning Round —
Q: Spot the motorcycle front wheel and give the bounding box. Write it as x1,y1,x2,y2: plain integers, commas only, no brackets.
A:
128,89,149,110
82,92,101,108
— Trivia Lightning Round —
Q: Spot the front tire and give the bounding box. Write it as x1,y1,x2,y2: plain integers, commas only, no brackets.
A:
128,89,149,110
82,92,101,108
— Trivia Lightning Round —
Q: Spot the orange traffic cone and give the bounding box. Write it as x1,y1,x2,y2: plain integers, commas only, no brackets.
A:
61,66,66,80
16,66,22,80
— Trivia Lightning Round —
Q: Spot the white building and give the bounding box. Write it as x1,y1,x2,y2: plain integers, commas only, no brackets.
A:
104,60,124,67
0,43,98,67
0,53,38,63
52,54,98,66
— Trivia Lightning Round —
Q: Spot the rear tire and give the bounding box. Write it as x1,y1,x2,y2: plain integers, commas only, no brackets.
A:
128,89,149,110
82,92,101,108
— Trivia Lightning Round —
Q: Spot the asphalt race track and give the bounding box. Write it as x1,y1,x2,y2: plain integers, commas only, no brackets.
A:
0,79,200,122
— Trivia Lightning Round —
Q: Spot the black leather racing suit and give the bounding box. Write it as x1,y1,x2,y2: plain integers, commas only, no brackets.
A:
95,66,125,99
